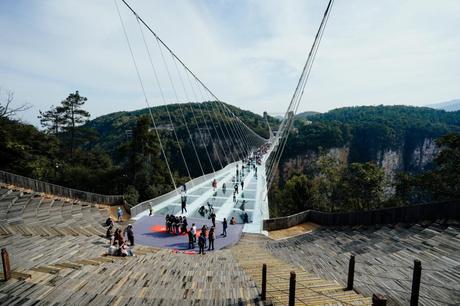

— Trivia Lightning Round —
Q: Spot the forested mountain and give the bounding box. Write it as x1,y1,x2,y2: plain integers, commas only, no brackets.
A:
286,105,460,167
84,102,277,155
1,92,459,214
269,105,460,217
0,93,278,204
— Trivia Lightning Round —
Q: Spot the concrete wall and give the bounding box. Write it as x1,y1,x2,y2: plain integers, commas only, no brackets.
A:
263,200,460,231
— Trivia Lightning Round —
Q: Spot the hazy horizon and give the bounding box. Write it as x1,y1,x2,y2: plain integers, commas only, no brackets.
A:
1,0,459,127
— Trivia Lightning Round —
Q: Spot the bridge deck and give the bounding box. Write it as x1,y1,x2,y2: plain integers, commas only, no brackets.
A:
132,157,270,234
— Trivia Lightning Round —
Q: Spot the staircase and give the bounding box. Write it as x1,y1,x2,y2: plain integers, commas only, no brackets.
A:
267,223,460,305
232,234,371,305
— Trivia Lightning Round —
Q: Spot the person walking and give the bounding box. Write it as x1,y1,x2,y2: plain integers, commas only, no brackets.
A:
198,232,206,255
149,205,153,216
241,180,244,190
117,207,123,222
181,190,187,214
222,218,228,237
208,227,215,251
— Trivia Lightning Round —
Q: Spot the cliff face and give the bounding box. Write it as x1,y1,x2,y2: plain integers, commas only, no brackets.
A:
280,137,439,182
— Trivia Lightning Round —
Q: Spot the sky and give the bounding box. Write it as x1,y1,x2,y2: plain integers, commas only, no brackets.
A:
1,0,459,126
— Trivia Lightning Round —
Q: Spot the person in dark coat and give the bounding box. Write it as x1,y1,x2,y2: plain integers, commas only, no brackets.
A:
106,225,114,239
222,218,228,237
126,224,134,246
210,211,216,228
208,227,215,251
198,232,206,255
188,229,195,249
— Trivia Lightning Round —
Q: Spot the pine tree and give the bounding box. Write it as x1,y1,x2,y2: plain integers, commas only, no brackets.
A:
38,105,65,134
60,91,90,160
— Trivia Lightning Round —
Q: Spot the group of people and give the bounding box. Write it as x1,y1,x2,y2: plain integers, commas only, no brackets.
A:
162,215,239,254
165,215,188,234
105,218,135,257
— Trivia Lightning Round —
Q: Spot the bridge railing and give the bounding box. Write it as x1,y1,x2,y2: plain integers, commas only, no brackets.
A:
0,170,124,205
263,200,460,231
130,161,240,217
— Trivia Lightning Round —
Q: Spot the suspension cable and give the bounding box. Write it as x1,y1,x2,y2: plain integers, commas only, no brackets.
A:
114,0,177,190
178,64,217,172
267,0,334,191
119,0,269,146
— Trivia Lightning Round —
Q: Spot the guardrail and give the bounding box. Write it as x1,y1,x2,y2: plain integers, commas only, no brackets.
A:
130,161,240,217
263,200,460,231
0,170,124,205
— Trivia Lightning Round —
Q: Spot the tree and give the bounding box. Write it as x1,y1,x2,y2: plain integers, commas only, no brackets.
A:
280,174,314,215
0,88,31,119
59,91,90,159
420,133,460,200
339,162,385,211
313,154,344,212
38,105,66,134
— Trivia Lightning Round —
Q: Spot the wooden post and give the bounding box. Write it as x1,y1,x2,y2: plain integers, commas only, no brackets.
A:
261,264,267,301
372,293,387,306
289,271,296,306
346,254,355,290
410,260,422,306
1,248,11,281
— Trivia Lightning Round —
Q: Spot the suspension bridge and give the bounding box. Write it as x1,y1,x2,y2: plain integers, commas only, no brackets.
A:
113,0,334,235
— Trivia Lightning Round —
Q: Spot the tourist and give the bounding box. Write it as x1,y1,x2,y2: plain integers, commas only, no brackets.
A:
165,215,171,232
182,183,187,193
240,200,246,211
198,205,206,216
126,224,134,246
175,217,181,235
120,241,133,257
106,224,114,240
107,242,118,256
208,227,215,251
198,232,206,255
210,211,216,228
207,202,214,213
201,225,208,247
241,180,244,190
117,207,123,222
105,217,114,227
188,228,195,249
222,218,228,237
149,205,153,216
191,223,197,242
222,183,226,194
181,190,187,214
181,217,188,234
113,228,121,245
234,183,238,194
243,212,249,223
230,216,237,225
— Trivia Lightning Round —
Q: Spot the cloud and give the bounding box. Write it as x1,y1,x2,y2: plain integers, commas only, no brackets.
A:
0,0,459,126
